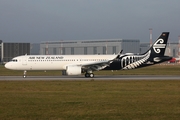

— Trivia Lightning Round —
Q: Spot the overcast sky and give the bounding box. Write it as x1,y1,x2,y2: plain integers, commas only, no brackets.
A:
0,0,180,43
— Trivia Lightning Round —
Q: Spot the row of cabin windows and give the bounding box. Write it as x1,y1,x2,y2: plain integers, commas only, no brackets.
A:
28,59,108,62
11,59,108,62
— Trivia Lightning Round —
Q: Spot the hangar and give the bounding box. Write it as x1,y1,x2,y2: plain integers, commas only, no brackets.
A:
0,40,30,63
40,39,140,55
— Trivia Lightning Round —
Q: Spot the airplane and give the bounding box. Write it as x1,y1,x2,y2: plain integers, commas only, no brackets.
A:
5,32,172,78
168,57,180,63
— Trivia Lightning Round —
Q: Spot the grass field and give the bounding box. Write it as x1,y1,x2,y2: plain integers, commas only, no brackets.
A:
0,80,180,120
0,64,180,120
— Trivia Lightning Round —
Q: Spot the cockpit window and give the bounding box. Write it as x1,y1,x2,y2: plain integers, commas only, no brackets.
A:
11,59,18,62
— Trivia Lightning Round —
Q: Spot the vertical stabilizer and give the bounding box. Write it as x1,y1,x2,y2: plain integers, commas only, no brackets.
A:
148,32,169,57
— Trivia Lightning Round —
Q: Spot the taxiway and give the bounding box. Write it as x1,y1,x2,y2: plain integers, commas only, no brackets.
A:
0,75,180,81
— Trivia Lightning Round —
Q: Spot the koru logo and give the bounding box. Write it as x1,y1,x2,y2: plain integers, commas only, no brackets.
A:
153,39,166,53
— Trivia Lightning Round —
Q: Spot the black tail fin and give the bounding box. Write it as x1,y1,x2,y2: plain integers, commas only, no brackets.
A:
109,32,171,70
146,32,172,63
149,32,169,56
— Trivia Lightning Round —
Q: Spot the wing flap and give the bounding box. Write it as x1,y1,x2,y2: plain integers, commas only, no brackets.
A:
82,60,113,71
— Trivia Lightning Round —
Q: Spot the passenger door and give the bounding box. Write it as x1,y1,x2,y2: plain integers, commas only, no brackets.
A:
22,57,27,65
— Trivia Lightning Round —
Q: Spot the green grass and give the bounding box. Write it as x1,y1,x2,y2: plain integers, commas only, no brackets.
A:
0,64,180,119
0,80,179,120
1,64,180,76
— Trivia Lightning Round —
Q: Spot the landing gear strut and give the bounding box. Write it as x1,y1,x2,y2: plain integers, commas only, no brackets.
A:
85,73,94,78
23,70,27,78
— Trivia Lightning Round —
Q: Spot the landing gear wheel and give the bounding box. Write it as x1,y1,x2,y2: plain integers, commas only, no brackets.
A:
85,73,90,77
85,73,94,78
23,70,27,78
89,73,94,78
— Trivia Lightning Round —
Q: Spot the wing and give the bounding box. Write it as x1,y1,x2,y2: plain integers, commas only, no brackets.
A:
65,53,121,72
81,52,123,71
81,60,114,71
80,52,122,71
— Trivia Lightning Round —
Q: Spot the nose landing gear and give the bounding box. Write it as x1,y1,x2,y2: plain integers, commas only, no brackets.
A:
23,70,27,78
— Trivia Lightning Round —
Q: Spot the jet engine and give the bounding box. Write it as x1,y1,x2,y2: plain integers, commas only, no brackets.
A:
66,65,82,75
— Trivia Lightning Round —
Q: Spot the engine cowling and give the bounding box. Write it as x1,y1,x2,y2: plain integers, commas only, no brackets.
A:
66,65,82,75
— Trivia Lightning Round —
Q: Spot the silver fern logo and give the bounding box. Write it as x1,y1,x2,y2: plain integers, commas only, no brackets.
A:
153,39,166,53
121,50,151,70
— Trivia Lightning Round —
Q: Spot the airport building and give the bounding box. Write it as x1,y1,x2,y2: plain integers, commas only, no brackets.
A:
166,43,179,57
40,39,180,59
40,39,140,55
30,43,40,55
0,41,30,63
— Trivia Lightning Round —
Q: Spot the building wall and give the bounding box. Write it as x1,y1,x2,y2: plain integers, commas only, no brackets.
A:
40,39,140,55
30,43,40,55
2,43,30,62
121,40,140,54
165,43,179,57
0,40,2,62
40,40,179,58
140,43,150,54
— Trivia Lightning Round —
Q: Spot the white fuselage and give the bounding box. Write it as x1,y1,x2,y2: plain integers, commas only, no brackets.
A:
5,54,116,70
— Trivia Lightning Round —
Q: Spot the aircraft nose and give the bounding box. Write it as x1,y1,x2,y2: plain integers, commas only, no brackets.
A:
5,62,12,69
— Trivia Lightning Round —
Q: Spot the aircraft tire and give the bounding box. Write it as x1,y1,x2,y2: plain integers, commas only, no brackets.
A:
85,73,90,77
89,73,94,78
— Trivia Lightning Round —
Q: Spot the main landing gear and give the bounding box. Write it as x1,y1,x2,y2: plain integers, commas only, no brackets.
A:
85,73,94,78
23,70,27,78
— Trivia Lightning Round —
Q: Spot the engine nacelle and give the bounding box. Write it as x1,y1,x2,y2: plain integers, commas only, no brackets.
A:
66,65,82,75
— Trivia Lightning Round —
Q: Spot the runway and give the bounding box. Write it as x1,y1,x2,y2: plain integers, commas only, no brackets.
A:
0,75,180,81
